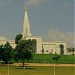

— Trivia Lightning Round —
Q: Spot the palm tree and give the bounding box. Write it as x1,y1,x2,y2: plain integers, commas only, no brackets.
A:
72,48,75,55
67,48,75,55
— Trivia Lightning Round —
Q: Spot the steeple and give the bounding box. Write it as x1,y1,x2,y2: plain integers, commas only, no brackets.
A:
22,5,32,38
25,5,27,10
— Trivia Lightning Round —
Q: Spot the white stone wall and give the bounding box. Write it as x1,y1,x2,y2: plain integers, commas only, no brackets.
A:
0,40,16,48
25,36,42,53
8,40,16,48
56,42,67,55
42,42,67,55
0,40,7,45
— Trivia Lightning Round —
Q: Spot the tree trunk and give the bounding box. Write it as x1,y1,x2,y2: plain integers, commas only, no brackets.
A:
23,61,24,67
22,59,25,69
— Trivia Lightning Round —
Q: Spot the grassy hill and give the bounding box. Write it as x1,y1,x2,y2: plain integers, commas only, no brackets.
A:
27,54,75,64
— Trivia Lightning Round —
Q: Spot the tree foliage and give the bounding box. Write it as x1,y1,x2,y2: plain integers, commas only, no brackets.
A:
15,34,23,44
0,45,4,61
53,53,60,64
67,48,75,55
14,39,33,67
0,42,13,64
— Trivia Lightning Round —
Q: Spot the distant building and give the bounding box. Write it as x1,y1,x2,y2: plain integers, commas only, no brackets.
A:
0,6,67,55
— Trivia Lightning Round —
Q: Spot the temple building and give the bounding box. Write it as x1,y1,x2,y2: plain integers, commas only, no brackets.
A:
0,6,67,55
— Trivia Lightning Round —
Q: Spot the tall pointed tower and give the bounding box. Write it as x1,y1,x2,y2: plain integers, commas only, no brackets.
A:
22,6,32,38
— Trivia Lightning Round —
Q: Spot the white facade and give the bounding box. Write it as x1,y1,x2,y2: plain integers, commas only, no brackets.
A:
0,6,67,55
25,36,42,53
0,40,16,48
42,42,66,54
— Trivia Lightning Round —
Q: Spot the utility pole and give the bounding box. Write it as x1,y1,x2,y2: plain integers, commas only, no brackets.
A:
8,62,9,75
53,53,60,75
54,65,55,75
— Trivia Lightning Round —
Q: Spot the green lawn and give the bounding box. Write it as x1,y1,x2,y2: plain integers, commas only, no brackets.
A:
27,54,75,64
0,66,74,75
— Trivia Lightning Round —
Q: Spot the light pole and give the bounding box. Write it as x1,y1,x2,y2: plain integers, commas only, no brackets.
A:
0,59,4,75
53,53,60,75
54,65,55,75
8,62,9,75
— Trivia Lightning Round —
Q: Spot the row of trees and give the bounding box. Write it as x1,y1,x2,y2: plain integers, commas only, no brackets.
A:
67,48,75,55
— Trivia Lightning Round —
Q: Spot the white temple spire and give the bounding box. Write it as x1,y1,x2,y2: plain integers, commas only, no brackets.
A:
22,5,32,38
25,5,27,10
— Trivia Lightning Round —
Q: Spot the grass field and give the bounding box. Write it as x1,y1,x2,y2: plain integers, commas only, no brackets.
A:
0,66,75,75
27,54,75,64
0,54,74,75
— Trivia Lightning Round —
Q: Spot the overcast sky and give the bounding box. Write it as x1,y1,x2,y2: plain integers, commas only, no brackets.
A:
0,0,74,47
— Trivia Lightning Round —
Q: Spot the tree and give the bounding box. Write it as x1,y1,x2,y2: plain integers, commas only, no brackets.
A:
0,45,4,61
59,44,64,55
14,34,23,62
3,42,13,64
67,48,75,55
53,53,60,75
14,34,33,66
0,42,13,64
53,53,60,64
15,34,23,44
72,48,75,55
13,45,20,63
15,40,33,67
67,48,72,52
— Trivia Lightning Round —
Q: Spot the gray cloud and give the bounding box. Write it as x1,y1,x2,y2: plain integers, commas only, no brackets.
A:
0,36,7,40
44,28,75,48
0,0,49,6
25,0,50,6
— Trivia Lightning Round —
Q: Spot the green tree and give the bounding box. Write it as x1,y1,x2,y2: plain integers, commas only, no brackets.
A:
59,44,64,55
67,48,75,55
0,45,4,61
72,48,75,55
0,42,13,64
53,53,60,64
67,48,72,52
15,40,33,67
14,34,23,62
4,42,13,64
15,34,23,44
53,53,60,75
13,45,20,63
